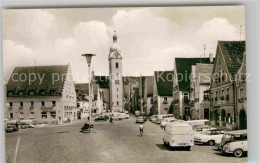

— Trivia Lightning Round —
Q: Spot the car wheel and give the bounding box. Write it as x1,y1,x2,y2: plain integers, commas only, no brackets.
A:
208,140,215,146
234,149,244,158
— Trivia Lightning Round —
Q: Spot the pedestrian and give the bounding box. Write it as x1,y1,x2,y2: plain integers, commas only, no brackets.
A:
139,123,144,136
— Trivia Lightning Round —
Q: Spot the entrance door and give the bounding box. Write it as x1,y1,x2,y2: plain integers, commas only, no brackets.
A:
204,108,209,120
239,109,247,129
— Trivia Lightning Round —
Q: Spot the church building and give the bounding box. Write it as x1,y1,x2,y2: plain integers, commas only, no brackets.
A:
108,31,124,112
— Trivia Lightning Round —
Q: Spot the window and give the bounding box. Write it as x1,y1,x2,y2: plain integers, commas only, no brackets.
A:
29,91,34,95
41,112,47,119
9,113,13,119
77,103,80,107
183,93,189,100
50,112,56,118
226,88,230,94
41,101,45,106
20,112,24,119
9,102,13,107
20,102,23,107
222,89,224,96
117,101,119,105
240,88,244,98
203,90,209,100
52,101,56,106
150,98,153,103
19,92,23,95
30,112,34,119
117,95,118,98
8,92,13,96
30,101,34,106
164,97,168,101
50,90,56,94
39,90,45,95
116,62,119,68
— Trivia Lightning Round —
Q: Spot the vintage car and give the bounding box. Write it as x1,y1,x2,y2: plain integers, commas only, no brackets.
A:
193,125,216,134
220,130,247,158
194,129,225,146
160,117,177,128
94,116,107,122
6,124,19,133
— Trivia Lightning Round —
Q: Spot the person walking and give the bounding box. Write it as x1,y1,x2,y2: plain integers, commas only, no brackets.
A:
139,123,144,136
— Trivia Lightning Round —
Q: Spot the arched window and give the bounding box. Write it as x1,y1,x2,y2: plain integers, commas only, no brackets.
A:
116,62,119,68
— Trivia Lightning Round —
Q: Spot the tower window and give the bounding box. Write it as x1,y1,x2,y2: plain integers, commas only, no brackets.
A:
117,101,119,105
116,62,119,68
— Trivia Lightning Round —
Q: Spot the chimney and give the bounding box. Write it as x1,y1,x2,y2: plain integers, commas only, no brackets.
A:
209,53,213,63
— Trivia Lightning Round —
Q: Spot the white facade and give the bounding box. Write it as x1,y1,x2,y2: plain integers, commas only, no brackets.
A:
109,31,124,112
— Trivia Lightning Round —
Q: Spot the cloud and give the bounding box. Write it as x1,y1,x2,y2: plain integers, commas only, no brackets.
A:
3,40,37,80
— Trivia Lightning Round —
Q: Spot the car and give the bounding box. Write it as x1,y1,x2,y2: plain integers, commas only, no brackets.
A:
193,125,216,134
136,116,145,123
194,129,225,146
6,124,19,133
155,114,174,124
112,115,123,121
94,116,107,122
220,130,247,158
160,117,177,128
124,113,129,119
21,123,35,129
151,115,158,123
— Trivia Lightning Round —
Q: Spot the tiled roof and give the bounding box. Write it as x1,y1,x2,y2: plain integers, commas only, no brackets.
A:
75,83,89,101
219,41,246,79
154,71,173,96
175,58,212,91
145,76,154,97
95,76,109,88
6,65,68,96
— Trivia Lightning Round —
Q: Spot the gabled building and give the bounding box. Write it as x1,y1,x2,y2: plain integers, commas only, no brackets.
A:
236,52,247,129
143,76,154,114
173,57,212,120
95,76,110,112
190,55,214,120
210,41,246,129
153,71,174,115
6,65,77,124
75,83,89,119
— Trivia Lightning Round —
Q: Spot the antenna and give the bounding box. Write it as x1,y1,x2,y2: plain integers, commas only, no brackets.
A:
203,44,206,58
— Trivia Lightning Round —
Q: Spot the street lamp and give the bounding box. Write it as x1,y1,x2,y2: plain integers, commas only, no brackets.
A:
82,53,96,127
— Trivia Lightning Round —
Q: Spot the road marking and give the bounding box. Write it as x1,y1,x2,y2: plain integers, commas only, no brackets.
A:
13,136,20,163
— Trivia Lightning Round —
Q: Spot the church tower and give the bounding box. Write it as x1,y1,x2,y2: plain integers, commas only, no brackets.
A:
109,30,123,112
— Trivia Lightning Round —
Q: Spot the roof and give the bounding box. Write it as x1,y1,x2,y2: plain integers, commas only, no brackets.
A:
75,83,89,101
175,58,212,91
95,76,109,88
154,71,174,96
123,76,140,85
218,41,246,79
6,65,68,96
145,76,154,97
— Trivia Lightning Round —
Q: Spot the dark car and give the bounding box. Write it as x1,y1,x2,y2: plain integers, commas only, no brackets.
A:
94,116,107,122
6,124,19,133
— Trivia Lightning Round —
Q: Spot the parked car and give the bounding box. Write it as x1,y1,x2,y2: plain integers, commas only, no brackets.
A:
124,113,129,119
94,116,107,122
185,120,210,127
21,123,35,129
193,125,216,134
112,115,123,121
220,130,247,158
194,129,225,146
155,114,174,124
6,124,19,133
136,116,145,123
135,111,141,117
160,117,177,128
163,122,194,150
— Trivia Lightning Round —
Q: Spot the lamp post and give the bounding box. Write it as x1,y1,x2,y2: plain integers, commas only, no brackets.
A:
82,53,95,126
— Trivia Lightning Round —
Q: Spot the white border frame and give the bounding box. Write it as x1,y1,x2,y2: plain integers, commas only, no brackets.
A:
0,0,259,162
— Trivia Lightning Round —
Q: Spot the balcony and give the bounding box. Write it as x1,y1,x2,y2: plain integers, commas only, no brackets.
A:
162,101,168,104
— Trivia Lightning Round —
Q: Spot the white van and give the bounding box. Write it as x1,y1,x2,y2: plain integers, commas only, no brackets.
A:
163,122,194,150
155,114,174,124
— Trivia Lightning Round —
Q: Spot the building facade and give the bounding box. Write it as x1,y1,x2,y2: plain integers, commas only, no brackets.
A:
109,31,124,112
210,41,245,130
75,83,90,119
6,65,77,124
153,71,174,115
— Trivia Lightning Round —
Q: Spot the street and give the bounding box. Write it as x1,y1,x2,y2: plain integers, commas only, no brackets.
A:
6,116,247,163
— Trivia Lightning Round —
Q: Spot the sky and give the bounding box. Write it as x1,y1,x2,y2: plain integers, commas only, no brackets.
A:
2,6,245,83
